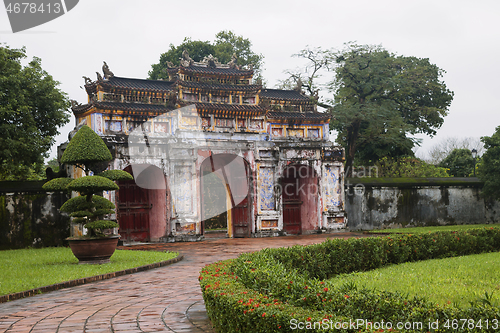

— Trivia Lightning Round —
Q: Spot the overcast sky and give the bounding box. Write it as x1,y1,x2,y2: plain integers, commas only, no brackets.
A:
1,0,499,161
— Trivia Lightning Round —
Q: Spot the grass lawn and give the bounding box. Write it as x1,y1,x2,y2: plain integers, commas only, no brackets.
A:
0,247,178,296
368,223,500,234
328,251,500,307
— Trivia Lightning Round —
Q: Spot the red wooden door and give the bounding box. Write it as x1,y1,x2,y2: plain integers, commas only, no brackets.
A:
232,196,250,237
282,177,302,235
118,179,151,242
283,203,301,234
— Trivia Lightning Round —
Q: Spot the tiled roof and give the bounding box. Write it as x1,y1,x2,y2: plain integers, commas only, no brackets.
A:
260,88,310,102
192,102,265,118
180,65,253,76
73,100,265,119
99,77,175,92
72,101,171,115
178,80,261,92
266,111,331,121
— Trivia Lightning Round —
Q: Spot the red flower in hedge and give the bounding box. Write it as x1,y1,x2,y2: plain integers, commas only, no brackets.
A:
307,317,311,321
262,313,266,317
324,287,328,292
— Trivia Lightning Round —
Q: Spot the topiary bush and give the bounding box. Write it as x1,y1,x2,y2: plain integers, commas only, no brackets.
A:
66,175,119,194
98,169,134,181
200,228,500,332
60,125,112,166
43,125,131,238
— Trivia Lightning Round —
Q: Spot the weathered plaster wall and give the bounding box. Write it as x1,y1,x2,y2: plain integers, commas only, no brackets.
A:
346,181,500,230
0,181,70,249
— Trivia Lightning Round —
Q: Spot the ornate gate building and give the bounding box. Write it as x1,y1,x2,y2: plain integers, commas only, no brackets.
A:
68,55,345,242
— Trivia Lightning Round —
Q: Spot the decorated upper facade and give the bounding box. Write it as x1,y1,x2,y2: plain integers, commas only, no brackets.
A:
71,52,331,140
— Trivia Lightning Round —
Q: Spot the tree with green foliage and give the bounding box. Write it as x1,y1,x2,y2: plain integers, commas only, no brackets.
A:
46,158,59,173
372,157,449,178
427,137,483,164
329,43,454,176
478,126,500,199
148,30,264,82
43,125,132,238
438,148,474,177
0,44,70,180
284,44,454,176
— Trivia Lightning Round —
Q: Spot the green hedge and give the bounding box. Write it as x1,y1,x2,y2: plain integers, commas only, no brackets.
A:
200,228,500,332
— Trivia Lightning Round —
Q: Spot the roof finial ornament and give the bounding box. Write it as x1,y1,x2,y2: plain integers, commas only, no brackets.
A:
200,54,222,68
102,61,114,79
70,99,81,108
228,53,239,69
96,71,103,81
313,89,320,100
180,50,194,67
206,54,217,68
166,61,175,68
82,76,93,85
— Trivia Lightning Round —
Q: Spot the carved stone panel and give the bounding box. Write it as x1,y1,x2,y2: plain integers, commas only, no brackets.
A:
258,166,275,211
324,166,343,210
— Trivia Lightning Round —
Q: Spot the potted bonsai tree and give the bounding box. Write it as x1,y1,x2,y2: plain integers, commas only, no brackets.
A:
43,125,132,263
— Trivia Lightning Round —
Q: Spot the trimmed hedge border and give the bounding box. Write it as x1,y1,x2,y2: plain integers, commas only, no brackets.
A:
0,253,183,303
200,228,500,333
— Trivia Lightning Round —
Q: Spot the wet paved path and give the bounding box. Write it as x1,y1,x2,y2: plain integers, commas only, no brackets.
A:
0,232,368,333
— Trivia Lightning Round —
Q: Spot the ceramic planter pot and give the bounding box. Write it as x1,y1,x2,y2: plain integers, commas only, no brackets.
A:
67,235,120,264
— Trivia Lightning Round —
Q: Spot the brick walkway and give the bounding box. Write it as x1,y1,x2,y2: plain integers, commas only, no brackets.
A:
0,232,368,333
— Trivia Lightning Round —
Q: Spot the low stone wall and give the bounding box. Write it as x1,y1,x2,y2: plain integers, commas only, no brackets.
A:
3,178,499,247
345,178,500,230
0,181,70,249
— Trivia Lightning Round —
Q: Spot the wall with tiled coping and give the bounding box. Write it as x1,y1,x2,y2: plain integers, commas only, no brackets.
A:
2,179,499,248
345,178,500,230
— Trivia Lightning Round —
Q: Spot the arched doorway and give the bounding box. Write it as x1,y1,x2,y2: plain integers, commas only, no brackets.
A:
200,154,252,238
281,164,319,234
117,165,167,242
202,171,228,232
